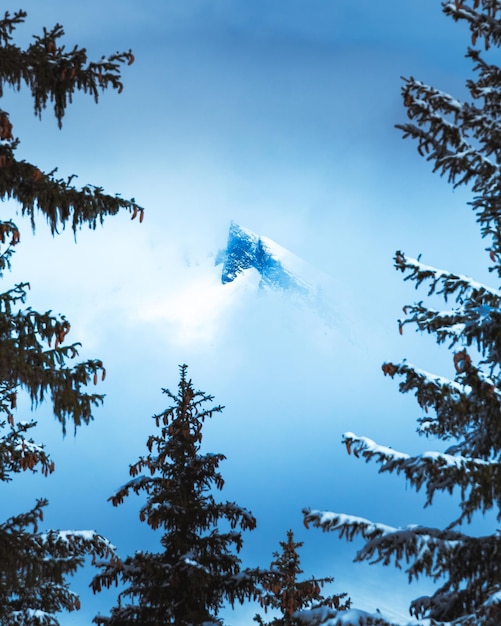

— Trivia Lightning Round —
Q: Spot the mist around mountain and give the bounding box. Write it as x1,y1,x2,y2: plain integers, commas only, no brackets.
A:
213,222,347,334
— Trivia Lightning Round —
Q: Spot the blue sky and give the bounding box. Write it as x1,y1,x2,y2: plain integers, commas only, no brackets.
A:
2,1,496,624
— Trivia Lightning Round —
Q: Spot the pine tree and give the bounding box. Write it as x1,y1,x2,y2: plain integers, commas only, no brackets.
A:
92,365,259,625
303,1,501,625
254,530,350,626
0,9,141,625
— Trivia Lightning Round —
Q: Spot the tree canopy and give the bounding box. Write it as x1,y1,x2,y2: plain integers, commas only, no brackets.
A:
303,1,501,624
0,8,141,624
92,365,259,625
254,530,350,626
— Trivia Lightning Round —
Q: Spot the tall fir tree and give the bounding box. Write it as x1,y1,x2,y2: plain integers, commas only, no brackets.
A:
302,1,501,625
92,365,259,625
254,530,350,626
0,8,141,625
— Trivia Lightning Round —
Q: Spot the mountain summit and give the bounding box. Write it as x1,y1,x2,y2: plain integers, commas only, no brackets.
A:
215,223,316,296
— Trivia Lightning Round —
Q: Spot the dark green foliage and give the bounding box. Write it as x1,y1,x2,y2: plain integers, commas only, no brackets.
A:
254,530,350,626
303,1,501,624
0,282,106,435
0,8,142,433
0,11,131,125
0,379,115,626
0,8,139,625
0,497,115,626
92,365,259,625
0,10,142,235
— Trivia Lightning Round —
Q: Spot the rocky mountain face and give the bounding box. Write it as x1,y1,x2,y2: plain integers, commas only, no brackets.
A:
215,223,312,296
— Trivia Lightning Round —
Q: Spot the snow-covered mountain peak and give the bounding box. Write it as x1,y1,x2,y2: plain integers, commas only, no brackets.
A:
215,222,322,296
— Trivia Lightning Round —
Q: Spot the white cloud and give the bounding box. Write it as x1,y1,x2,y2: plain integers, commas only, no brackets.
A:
137,263,261,346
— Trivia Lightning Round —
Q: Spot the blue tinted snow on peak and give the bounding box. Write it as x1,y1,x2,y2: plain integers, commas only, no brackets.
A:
216,222,322,297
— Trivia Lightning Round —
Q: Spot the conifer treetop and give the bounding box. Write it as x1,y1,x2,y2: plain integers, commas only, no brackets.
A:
92,365,259,625
254,530,350,626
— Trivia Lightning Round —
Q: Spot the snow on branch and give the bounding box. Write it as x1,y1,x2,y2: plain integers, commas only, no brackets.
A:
410,580,501,625
395,252,501,303
341,432,496,515
0,417,54,480
303,510,396,540
394,252,501,359
294,605,410,626
343,432,409,463
9,608,59,626
383,359,501,464
36,529,116,562
443,1,501,49
397,84,499,189
397,68,501,192
302,508,467,586
342,432,489,472
397,299,501,359
39,529,114,547
403,77,501,162
382,359,471,411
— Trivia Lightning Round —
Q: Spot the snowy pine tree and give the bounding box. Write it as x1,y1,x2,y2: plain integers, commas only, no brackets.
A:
92,365,259,625
0,9,140,625
254,530,350,626
302,1,501,625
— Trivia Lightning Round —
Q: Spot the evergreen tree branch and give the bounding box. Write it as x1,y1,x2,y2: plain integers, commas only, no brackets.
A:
382,360,501,459
0,13,134,126
0,156,144,234
444,0,501,49
293,605,401,626
0,8,138,625
0,500,116,625
342,432,501,524
395,252,501,303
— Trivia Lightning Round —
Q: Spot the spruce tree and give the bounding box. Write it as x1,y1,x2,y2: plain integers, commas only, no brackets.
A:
302,1,501,624
92,365,258,625
0,9,141,625
254,530,350,626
